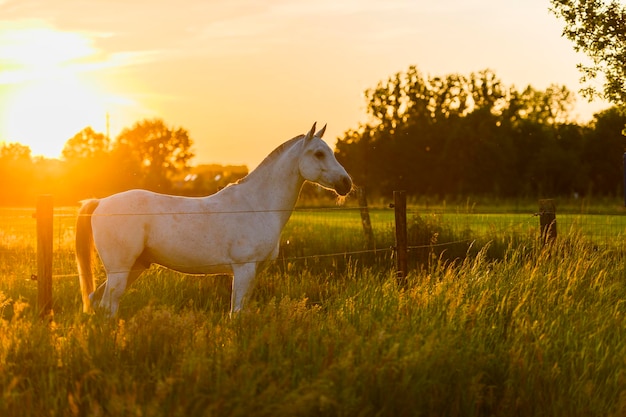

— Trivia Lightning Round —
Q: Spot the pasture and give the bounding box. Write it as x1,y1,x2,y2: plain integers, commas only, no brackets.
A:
1,205,626,416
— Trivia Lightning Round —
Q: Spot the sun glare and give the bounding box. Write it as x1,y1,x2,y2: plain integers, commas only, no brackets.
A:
0,26,111,158
3,78,107,158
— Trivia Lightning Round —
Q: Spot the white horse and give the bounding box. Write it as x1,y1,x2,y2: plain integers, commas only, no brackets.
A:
75,123,352,315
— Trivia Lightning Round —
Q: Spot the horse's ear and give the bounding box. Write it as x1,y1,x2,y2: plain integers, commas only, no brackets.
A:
316,124,327,138
304,122,317,142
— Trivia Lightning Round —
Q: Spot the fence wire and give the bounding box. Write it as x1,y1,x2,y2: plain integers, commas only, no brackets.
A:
2,206,626,280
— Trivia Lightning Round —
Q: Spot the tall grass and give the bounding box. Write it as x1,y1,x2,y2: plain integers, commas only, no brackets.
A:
1,209,626,416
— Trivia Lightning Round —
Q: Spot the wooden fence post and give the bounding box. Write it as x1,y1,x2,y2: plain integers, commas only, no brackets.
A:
357,186,375,250
539,199,557,245
35,195,53,317
393,191,408,285
623,151,626,207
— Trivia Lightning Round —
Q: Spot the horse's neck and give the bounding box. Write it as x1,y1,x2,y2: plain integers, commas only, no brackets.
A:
236,144,304,222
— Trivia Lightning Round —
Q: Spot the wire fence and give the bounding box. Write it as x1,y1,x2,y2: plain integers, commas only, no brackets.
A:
1,205,626,282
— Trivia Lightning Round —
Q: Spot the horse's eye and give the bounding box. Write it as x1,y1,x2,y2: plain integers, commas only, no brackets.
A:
314,150,325,159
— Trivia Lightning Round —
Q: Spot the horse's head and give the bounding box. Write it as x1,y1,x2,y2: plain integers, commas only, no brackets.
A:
299,123,353,196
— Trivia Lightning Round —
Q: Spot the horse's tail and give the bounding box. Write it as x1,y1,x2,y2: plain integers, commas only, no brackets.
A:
76,199,99,313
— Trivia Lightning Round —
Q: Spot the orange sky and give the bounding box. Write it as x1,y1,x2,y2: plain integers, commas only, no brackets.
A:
0,0,610,168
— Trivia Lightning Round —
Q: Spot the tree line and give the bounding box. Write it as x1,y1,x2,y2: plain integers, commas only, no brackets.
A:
335,66,626,199
2,67,624,206
0,118,247,206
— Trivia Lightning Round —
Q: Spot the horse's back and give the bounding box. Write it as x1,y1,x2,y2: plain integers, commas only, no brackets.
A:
96,189,192,213
93,189,203,242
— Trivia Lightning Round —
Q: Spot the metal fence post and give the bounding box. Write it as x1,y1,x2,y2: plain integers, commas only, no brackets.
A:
357,186,375,250
35,195,53,317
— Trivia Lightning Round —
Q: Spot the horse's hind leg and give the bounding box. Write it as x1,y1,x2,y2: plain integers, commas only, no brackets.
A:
90,281,107,307
98,261,147,315
90,261,145,307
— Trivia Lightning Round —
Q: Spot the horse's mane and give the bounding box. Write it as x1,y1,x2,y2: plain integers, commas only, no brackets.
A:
235,134,304,185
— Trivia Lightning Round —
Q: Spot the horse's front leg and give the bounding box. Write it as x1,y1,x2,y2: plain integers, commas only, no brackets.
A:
231,262,257,314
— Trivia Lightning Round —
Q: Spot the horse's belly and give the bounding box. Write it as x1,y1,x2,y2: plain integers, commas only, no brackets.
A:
147,248,234,275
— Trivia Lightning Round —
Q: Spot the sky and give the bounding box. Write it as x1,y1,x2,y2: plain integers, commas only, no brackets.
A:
0,0,611,169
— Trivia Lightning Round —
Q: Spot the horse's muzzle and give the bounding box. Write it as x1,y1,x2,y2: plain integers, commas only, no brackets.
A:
335,176,353,196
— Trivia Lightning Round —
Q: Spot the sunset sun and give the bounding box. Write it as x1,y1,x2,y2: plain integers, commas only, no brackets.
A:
0,26,115,158
3,77,108,158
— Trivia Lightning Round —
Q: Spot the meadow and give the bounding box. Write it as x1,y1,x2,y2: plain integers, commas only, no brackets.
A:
1,203,626,416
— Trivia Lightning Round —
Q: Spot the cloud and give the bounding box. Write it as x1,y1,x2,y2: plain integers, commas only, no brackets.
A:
0,24,94,65
0,20,163,84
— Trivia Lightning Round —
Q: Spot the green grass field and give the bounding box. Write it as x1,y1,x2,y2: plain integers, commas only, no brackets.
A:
1,205,626,416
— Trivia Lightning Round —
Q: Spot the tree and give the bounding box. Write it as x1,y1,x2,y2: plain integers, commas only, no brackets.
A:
0,143,34,205
550,0,626,106
583,107,626,194
113,118,194,191
61,127,116,198
1,142,31,161
62,127,110,160
509,84,575,125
